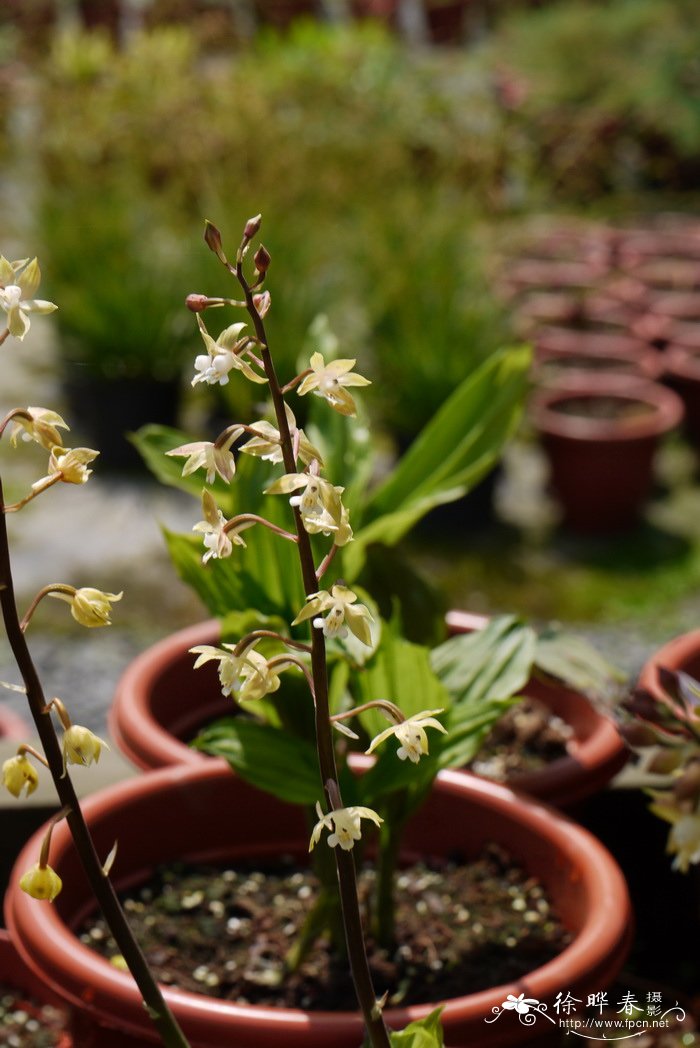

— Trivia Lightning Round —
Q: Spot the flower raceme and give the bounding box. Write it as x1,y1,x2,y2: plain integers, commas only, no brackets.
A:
366,710,447,764
297,352,371,417
2,754,39,798
293,585,373,645
192,316,267,388
0,256,57,341
309,803,383,852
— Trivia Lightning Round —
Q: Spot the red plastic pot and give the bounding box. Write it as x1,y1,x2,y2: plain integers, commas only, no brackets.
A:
111,616,626,808
637,626,700,704
0,928,72,1047
531,375,684,534
5,762,632,1048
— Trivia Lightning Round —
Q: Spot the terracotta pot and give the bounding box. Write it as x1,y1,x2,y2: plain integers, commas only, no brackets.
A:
534,344,662,386
0,928,72,1047
637,626,700,704
5,762,632,1048
0,703,30,740
624,257,700,291
531,375,684,534
111,617,627,807
504,259,602,296
535,326,647,360
446,611,627,807
663,345,700,446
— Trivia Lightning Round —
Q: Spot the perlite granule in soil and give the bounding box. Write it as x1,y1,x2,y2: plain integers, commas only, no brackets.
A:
0,984,69,1047
81,844,571,1010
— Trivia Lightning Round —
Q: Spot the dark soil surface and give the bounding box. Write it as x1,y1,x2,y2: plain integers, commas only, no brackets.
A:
0,983,70,1047
81,845,571,1011
553,396,655,421
468,697,573,780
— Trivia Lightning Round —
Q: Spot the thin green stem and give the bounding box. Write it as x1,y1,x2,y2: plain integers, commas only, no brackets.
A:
0,476,192,1048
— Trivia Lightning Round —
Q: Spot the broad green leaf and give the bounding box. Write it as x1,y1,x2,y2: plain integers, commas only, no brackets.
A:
351,621,451,743
192,717,320,804
431,615,536,705
344,345,531,577
388,1008,445,1047
535,631,626,698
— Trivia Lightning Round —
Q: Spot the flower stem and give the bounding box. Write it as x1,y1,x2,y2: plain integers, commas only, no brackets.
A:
20,583,75,632
4,475,61,513
0,476,192,1048
235,256,391,1048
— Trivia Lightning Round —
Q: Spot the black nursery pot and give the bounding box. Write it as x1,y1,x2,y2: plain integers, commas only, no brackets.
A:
63,371,181,473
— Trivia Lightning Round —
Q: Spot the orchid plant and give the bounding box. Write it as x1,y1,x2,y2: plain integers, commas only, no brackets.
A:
0,258,192,1045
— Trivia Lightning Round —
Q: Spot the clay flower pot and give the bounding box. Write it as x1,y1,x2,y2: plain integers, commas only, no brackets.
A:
637,626,700,704
0,704,30,740
110,617,627,807
535,325,647,361
663,344,700,446
5,762,632,1048
0,928,72,1048
531,375,684,534
446,611,627,807
534,344,662,386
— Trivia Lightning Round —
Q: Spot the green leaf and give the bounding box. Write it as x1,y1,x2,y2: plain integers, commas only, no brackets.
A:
387,1008,445,1046
535,630,626,698
193,717,320,805
344,345,531,578
431,614,537,704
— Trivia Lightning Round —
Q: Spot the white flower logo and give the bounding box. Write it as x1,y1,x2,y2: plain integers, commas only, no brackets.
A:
502,993,539,1015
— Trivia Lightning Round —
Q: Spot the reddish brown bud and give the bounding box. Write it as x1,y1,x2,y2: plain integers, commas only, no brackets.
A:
244,214,262,240
204,220,227,264
185,294,210,313
254,244,271,273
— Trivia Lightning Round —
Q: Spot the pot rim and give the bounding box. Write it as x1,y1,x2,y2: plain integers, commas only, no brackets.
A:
110,616,628,806
664,343,700,381
5,763,632,1044
637,627,700,703
530,376,684,442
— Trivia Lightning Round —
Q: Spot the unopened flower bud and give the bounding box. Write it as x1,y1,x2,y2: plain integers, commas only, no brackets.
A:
252,291,271,318
674,762,700,804
186,294,211,313
20,862,62,902
2,754,39,798
254,245,271,274
618,721,659,748
204,221,227,264
244,214,262,240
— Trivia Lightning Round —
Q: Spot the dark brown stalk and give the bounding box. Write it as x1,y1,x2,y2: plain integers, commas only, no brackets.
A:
234,252,391,1048
0,477,191,1048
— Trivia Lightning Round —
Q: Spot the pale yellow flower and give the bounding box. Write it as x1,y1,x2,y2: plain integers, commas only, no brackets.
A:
667,810,700,873
20,862,62,902
366,710,447,764
293,585,372,645
309,802,383,851
241,406,322,468
34,447,99,489
193,491,254,564
2,754,39,798
0,257,57,341
49,587,122,628
167,429,242,485
62,725,108,774
297,352,370,417
265,472,345,536
190,643,255,697
237,649,295,703
192,316,267,387
10,407,69,451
